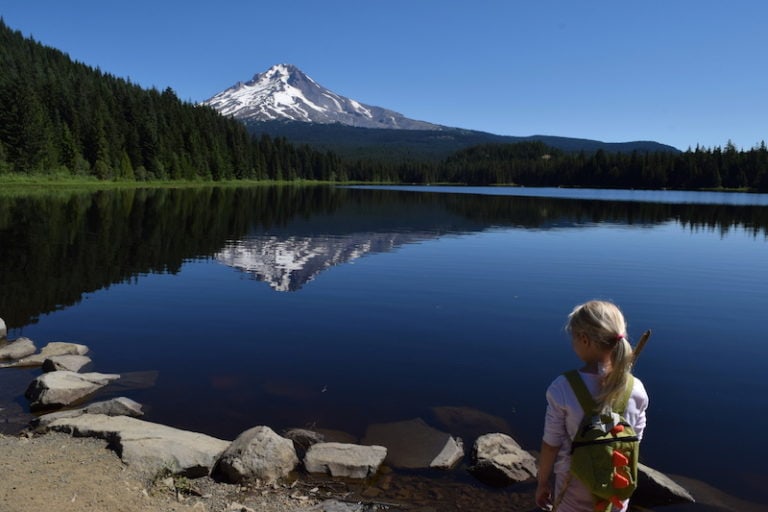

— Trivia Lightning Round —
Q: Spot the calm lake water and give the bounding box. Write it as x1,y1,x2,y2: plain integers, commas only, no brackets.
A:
1,185,766,509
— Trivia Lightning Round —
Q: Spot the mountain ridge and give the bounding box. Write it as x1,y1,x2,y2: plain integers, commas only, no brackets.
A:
205,64,680,158
244,120,680,161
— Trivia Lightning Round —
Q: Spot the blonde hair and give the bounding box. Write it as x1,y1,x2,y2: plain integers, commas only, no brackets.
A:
566,300,634,412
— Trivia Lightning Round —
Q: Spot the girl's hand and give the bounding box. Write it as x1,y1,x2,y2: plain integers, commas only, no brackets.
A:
535,481,552,510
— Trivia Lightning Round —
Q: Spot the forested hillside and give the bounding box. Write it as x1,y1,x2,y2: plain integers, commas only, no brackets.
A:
337,141,768,190
245,120,679,162
1,19,766,191
435,141,768,190
0,20,341,180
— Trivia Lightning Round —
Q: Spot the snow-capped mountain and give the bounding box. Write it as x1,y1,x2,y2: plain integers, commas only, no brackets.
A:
203,64,442,130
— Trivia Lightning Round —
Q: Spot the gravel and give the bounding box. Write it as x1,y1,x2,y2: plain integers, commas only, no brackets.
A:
0,432,325,512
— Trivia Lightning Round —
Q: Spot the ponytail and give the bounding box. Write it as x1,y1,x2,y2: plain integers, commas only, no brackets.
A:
566,300,634,412
597,335,633,411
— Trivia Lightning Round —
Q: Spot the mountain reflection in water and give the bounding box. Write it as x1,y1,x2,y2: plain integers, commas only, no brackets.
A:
2,185,766,326
217,232,438,292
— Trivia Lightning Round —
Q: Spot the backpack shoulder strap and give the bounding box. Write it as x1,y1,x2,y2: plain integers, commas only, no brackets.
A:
564,370,636,415
615,375,634,415
564,370,597,415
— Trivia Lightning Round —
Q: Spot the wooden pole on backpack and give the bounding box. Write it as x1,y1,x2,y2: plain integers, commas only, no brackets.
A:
550,329,651,512
632,330,652,363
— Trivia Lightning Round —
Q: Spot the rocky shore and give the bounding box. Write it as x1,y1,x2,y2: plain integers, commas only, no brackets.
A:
0,319,705,512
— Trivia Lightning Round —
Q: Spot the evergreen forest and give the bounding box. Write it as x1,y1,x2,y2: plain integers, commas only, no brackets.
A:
0,20,342,181
1,19,767,191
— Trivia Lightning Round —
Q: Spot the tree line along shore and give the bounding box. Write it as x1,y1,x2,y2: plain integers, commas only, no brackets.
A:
2,20,768,191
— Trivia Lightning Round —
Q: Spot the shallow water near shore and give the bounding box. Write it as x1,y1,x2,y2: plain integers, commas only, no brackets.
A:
1,185,766,509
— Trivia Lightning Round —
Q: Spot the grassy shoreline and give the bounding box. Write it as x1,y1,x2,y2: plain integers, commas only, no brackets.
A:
0,175,331,188
0,174,760,195
0,175,354,198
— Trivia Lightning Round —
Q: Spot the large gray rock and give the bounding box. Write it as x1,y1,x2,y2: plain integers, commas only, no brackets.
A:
430,435,465,470
216,426,298,483
362,418,463,470
6,342,90,367
46,413,230,477
635,463,695,507
468,433,537,486
84,396,143,417
304,442,387,479
0,337,36,361
0,317,6,339
33,397,144,428
25,371,120,410
42,355,92,372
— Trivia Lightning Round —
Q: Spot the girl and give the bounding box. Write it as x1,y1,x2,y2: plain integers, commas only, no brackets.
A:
535,300,649,512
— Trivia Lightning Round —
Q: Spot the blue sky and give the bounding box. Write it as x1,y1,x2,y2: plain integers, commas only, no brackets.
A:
3,1,767,151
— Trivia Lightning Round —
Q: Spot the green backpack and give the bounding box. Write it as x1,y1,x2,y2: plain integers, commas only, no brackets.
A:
564,370,639,512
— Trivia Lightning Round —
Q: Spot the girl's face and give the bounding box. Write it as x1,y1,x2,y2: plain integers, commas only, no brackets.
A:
571,331,606,364
571,331,591,362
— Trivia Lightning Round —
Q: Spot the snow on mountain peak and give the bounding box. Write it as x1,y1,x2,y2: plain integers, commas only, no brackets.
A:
259,63,301,84
203,64,442,130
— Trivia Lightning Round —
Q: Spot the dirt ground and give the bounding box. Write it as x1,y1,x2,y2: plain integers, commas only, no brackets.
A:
0,432,328,512
0,431,536,512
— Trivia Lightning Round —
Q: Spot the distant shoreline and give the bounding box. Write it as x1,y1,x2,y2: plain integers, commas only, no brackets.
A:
0,177,763,195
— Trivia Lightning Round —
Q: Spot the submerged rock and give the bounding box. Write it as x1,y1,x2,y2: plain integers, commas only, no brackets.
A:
430,405,512,439
25,371,120,410
654,472,764,512
468,433,537,486
362,418,463,470
315,428,358,444
216,425,298,483
108,370,159,391
284,428,325,458
304,442,387,479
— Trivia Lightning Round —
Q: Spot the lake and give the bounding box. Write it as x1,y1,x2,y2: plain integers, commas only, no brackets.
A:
1,185,766,509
